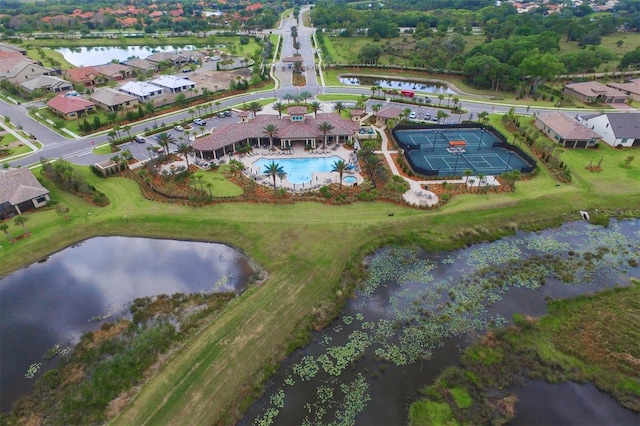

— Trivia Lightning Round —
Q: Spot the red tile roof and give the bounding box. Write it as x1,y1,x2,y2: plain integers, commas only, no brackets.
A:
66,66,99,84
245,3,263,12
47,95,95,114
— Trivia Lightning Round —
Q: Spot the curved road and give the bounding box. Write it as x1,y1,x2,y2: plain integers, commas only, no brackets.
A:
3,7,632,168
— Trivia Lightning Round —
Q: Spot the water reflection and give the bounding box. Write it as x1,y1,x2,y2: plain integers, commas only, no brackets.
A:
55,45,198,67
0,237,254,412
339,76,456,94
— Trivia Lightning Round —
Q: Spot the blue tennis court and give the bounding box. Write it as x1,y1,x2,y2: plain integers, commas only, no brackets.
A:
393,127,535,177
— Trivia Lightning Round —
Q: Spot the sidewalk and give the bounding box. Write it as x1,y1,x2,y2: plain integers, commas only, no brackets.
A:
0,120,40,153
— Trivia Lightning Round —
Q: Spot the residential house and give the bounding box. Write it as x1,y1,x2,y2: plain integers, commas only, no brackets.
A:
65,66,101,87
192,110,360,160
562,81,628,104
124,58,158,73
534,112,600,148
0,42,27,55
20,76,73,94
150,75,196,94
146,51,190,66
119,81,164,102
47,94,95,120
90,88,139,112
578,113,640,148
3,60,54,85
0,168,50,219
606,78,640,102
94,63,133,81
375,106,403,126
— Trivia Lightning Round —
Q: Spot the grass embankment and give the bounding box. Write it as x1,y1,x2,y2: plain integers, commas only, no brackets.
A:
1,125,639,424
409,283,640,426
26,47,74,70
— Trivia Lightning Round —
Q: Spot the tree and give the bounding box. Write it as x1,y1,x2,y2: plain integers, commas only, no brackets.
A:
299,91,312,105
309,101,322,118
263,124,279,148
272,102,286,119
463,169,473,183
14,215,29,234
332,159,348,190
518,52,566,95
247,101,262,118
283,93,293,104
333,101,346,116
317,121,334,149
358,44,383,65
436,110,449,124
156,132,175,158
176,143,194,167
123,125,132,139
263,161,286,193
478,111,490,126
371,103,382,117
618,47,640,70
438,94,444,107
0,223,13,241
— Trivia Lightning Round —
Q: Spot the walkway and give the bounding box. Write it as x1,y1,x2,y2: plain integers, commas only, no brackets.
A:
0,120,40,161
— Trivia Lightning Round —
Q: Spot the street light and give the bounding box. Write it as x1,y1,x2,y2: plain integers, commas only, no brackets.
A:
478,128,485,151
452,151,461,176
505,150,514,173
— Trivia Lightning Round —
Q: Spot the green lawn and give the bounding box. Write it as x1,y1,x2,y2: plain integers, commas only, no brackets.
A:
192,166,244,197
2,112,639,425
558,32,640,72
26,47,74,70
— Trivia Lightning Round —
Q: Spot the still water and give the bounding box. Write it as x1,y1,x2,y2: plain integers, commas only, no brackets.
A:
0,237,254,412
54,45,197,67
242,219,640,425
339,75,456,94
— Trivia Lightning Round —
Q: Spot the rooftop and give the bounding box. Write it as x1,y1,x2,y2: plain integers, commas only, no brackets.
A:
0,168,49,206
47,95,95,114
537,112,600,140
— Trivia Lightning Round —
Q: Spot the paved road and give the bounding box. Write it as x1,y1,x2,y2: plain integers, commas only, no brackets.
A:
3,6,630,168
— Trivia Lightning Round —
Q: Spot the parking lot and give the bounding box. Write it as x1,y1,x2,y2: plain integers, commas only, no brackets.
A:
365,100,470,124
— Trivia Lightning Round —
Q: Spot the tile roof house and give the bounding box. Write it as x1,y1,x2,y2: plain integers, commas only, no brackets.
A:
64,66,101,87
3,60,54,84
150,75,196,94
192,112,361,160
562,81,628,104
146,52,190,65
119,81,164,102
0,168,50,219
124,58,159,73
94,63,133,80
606,78,640,102
90,88,139,112
578,112,640,148
19,75,73,94
47,94,96,120
0,42,27,55
375,106,403,126
534,112,600,148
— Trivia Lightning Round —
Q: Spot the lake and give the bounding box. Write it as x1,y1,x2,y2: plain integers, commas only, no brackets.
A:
241,219,640,425
0,237,255,413
339,75,456,95
54,45,198,67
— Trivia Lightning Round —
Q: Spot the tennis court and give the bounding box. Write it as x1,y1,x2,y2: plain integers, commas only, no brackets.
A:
393,127,534,177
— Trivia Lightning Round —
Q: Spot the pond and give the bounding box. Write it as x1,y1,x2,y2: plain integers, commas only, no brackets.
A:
339,75,456,95
0,237,255,413
241,219,640,425
54,45,198,67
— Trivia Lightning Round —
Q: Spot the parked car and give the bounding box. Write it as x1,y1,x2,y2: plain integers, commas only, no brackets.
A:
193,118,206,126
211,56,221,61
424,113,431,120
134,135,145,144
217,112,226,118
224,110,232,117
174,125,184,132
182,68,191,73
431,115,439,122
409,111,417,119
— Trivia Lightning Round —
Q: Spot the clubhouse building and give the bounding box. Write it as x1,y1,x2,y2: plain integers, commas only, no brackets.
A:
192,107,361,160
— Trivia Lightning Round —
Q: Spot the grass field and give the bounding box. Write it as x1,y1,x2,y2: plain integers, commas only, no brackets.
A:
1,112,639,424
26,47,74,70
558,32,640,72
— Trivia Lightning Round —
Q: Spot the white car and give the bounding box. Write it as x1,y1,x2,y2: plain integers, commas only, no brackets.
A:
409,111,417,119
193,118,206,126
174,125,184,132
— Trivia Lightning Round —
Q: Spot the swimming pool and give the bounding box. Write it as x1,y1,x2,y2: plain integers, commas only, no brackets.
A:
343,176,357,184
252,156,343,184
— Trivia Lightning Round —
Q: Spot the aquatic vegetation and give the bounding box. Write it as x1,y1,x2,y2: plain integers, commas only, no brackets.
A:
250,221,640,425
25,363,41,379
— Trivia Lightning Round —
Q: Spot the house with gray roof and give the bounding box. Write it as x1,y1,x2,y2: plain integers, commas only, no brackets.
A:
0,168,50,219
563,81,628,104
534,112,600,148
606,78,640,102
119,81,164,102
150,75,196,94
192,112,361,160
124,58,158,73
578,112,640,148
146,52,190,65
375,106,403,126
5,61,54,85
90,88,139,112
19,75,73,94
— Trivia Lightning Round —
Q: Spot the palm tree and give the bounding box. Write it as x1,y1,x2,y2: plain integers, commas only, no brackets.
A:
283,93,293,105
371,103,382,117
299,91,312,104
205,182,213,198
436,110,449,124
176,143,194,167
123,125,132,139
478,111,490,126
438,94,444,107
272,102,286,119
247,101,262,118
447,93,453,107
113,124,122,139
402,108,412,123
333,101,346,116
263,124,279,148
215,101,221,113
263,161,286,193
317,121,334,149
309,101,322,118
331,159,348,190
14,216,29,234
156,132,174,158
0,223,13,241
463,169,473,183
